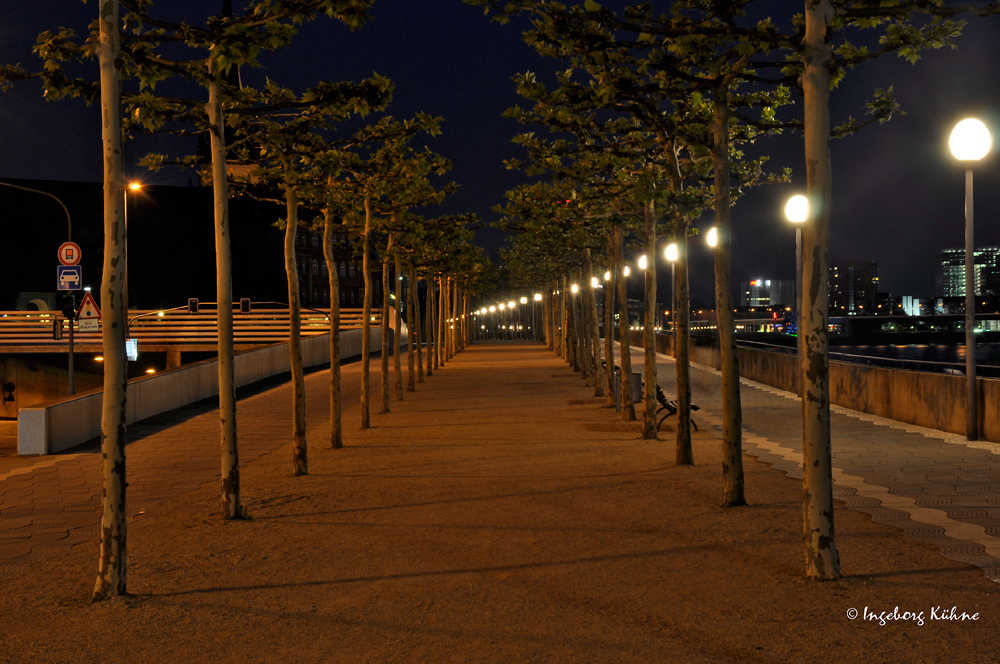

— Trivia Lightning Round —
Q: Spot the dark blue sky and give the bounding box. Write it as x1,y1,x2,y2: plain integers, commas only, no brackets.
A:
2,1,1000,304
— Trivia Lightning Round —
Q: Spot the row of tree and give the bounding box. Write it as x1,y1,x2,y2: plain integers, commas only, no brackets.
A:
2,0,489,600
470,0,999,581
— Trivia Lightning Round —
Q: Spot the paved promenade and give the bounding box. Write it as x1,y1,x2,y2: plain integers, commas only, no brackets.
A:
627,344,1000,579
1,342,999,662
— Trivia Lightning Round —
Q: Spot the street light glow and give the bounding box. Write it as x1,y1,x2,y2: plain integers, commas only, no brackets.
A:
508,301,515,308
604,271,611,281
950,118,991,161
533,293,542,301
128,182,143,191
591,276,599,288
489,306,496,312
638,255,647,270
665,243,678,262
520,296,527,304
706,227,718,248
623,266,631,277
785,194,809,223
498,303,505,310
571,284,579,294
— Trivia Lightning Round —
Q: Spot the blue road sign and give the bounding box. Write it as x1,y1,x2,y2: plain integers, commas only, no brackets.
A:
57,265,82,291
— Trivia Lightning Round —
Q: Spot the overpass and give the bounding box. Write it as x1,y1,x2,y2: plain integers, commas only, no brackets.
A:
0,306,381,366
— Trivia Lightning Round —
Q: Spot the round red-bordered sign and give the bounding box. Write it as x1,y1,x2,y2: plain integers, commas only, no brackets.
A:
58,242,82,266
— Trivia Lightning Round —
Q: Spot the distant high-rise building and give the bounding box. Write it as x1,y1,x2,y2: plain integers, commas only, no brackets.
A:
739,279,794,307
936,248,1000,297
829,261,879,314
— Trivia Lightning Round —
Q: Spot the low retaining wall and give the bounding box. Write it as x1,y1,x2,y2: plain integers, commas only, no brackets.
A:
18,324,403,455
626,330,1000,443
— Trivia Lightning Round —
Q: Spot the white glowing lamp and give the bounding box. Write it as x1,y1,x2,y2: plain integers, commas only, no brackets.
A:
950,118,991,161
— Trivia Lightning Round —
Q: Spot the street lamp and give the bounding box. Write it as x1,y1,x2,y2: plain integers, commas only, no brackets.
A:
950,118,991,441
706,227,718,248
665,242,678,346
638,254,648,270
785,194,808,334
124,182,143,312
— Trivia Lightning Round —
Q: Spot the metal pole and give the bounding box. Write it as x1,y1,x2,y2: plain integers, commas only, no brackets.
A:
671,261,676,357
966,168,978,441
0,182,75,394
796,225,803,398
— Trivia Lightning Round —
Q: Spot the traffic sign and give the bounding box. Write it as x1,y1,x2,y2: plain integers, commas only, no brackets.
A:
77,292,100,332
58,242,82,266
57,265,82,291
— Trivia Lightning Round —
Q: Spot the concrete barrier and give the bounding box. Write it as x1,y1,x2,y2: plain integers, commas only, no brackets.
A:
18,322,404,455
626,330,1000,443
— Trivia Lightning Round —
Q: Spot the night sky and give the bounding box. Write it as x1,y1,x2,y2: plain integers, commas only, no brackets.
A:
2,1,1000,306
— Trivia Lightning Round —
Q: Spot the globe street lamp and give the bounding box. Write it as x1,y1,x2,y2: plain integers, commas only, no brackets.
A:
665,242,678,350
785,194,808,397
950,118,991,440
706,227,718,248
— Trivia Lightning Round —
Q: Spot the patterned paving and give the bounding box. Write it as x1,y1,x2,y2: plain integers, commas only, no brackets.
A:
642,346,1000,582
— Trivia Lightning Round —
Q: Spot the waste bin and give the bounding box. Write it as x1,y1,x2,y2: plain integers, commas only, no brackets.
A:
630,372,643,403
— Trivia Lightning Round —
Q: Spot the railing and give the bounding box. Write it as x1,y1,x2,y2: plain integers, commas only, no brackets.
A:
0,307,380,350
736,337,1000,378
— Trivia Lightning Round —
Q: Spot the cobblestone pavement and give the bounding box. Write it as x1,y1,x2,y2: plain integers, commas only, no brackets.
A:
616,344,1000,581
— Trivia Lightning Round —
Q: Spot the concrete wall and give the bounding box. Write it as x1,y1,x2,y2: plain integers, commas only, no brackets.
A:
18,324,401,455
629,330,1000,443
0,356,103,418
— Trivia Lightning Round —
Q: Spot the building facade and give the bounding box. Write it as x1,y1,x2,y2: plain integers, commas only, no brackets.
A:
829,261,879,315
739,279,794,308
936,247,1000,297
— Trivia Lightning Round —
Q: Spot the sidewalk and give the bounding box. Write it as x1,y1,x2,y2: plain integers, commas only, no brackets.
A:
629,344,1000,577
0,343,998,663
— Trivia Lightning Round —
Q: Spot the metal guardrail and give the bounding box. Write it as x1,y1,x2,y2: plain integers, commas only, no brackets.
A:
0,307,380,349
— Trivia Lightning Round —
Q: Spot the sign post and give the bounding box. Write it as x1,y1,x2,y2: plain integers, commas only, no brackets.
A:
58,244,82,395
77,292,101,333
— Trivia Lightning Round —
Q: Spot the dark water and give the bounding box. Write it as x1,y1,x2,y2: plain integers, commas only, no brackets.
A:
823,344,1000,376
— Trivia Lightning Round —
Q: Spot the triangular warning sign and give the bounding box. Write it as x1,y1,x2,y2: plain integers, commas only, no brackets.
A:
77,292,101,319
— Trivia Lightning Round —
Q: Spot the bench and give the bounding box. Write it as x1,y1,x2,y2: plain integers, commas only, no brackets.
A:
655,385,699,431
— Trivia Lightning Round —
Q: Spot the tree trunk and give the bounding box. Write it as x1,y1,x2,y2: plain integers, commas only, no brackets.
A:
675,212,693,465
605,234,619,410
206,61,241,520
437,277,445,368
361,197,372,429
426,275,434,376
283,177,307,476
93,0,128,602
642,200,658,439
551,282,561,356
545,280,554,350
584,249,603,397
380,237,391,414
450,277,458,359
802,0,841,580
394,253,404,399
322,205,342,449
561,276,570,363
712,82,744,507
615,224,635,420
408,263,419,389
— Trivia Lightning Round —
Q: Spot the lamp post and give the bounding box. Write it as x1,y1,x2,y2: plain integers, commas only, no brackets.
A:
950,118,991,441
665,243,678,354
0,182,77,394
533,292,542,341
785,194,808,397
124,182,142,313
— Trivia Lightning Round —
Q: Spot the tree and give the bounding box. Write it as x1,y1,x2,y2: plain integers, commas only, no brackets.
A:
93,0,129,603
